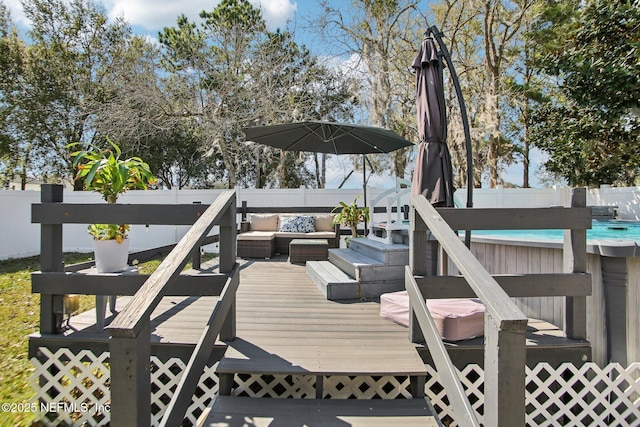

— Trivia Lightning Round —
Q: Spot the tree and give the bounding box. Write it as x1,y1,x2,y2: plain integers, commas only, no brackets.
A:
18,0,141,188
530,0,640,186
0,2,27,188
316,0,422,181
160,0,357,189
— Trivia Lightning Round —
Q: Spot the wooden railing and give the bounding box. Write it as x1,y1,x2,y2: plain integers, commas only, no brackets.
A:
406,188,591,426
32,185,238,426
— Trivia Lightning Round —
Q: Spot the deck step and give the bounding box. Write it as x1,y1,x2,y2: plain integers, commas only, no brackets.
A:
199,396,440,427
307,259,404,300
329,248,405,283
348,238,409,265
306,260,359,300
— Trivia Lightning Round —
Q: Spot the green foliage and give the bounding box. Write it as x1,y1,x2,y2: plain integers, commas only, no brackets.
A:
0,253,96,427
332,195,370,237
530,0,640,186
70,138,157,204
87,223,130,242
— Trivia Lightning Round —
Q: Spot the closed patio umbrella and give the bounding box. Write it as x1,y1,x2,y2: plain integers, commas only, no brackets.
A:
410,36,455,207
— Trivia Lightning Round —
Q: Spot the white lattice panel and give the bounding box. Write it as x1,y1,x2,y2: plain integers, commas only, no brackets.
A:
30,348,218,426
423,363,640,427
322,375,413,399
30,347,640,427
525,363,640,427
233,374,316,398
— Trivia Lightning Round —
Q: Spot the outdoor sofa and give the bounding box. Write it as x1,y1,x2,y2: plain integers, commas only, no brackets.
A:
237,213,340,258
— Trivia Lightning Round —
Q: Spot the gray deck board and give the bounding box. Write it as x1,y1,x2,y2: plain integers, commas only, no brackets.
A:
221,259,428,377
200,396,439,427
31,257,587,369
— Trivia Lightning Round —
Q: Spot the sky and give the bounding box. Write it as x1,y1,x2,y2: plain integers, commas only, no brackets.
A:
4,0,544,189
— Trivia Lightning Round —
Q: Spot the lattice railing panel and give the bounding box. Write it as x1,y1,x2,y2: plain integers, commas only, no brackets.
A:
233,374,316,398
322,375,413,399
424,363,640,427
30,348,640,426
30,348,218,426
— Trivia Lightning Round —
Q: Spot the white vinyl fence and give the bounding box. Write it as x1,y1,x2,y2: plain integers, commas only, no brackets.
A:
3,185,640,260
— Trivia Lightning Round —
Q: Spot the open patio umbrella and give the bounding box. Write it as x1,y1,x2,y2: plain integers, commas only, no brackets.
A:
410,36,455,207
243,121,413,209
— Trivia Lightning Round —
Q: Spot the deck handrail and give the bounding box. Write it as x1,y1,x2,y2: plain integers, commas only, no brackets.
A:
409,194,528,426
106,190,238,426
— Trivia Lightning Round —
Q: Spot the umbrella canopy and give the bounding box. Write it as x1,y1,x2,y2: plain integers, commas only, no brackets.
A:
243,121,413,155
410,36,455,207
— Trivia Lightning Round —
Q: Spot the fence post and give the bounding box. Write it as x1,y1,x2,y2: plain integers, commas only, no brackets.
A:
192,201,202,269
484,318,527,426
109,323,151,426
565,187,588,340
220,195,237,340
39,184,64,334
408,204,438,344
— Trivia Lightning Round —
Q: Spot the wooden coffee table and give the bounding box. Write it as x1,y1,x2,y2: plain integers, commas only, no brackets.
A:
289,239,329,264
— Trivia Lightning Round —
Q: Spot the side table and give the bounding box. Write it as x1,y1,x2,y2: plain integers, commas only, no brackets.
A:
289,239,329,264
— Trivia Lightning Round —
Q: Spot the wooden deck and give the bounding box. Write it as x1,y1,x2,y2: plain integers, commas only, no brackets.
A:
222,259,427,378
30,258,427,379
30,257,588,369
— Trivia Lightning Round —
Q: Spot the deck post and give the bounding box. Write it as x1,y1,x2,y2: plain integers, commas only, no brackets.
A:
483,318,527,427
109,322,151,426
39,184,65,334
219,198,237,340
564,188,588,340
409,205,437,344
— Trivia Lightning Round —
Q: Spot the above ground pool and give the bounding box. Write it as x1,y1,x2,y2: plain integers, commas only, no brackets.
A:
472,219,640,242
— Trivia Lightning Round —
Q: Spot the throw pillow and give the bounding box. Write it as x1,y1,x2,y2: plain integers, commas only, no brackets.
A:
250,213,279,231
314,213,336,232
297,216,316,233
278,216,299,232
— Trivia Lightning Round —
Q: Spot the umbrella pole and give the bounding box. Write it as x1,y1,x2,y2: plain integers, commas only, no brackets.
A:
429,25,474,247
362,154,368,237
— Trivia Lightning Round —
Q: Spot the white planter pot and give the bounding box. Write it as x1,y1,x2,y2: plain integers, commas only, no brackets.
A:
94,238,130,273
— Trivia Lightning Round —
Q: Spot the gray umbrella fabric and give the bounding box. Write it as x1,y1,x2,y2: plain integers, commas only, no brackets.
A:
410,37,455,207
243,121,413,155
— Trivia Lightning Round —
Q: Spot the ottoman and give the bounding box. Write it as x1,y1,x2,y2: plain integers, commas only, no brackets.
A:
289,239,329,264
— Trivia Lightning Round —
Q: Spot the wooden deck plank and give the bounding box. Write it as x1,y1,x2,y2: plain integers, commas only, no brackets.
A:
31,258,588,371
220,260,428,377
201,396,439,427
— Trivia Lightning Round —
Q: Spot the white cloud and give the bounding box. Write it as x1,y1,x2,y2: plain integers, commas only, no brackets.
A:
6,0,297,33
104,0,296,32
250,0,297,30
4,0,28,27
104,0,213,31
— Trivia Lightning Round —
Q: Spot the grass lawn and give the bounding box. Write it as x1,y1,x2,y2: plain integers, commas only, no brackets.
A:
0,252,212,427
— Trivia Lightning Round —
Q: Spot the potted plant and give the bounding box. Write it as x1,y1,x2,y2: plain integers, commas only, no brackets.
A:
70,138,157,273
332,195,371,238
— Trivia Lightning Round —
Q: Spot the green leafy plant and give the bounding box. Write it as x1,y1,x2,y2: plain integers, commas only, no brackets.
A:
332,195,370,237
87,223,131,243
70,137,157,204
70,138,157,241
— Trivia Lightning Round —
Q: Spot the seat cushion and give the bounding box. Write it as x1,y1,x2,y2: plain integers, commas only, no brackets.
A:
304,231,337,239
249,214,279,231
274,232,308,239
380,291,485,341
237,231,276,241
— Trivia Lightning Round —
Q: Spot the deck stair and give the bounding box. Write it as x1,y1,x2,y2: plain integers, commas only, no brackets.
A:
200,396,439,426
306,237,409,300
199,260,440,427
